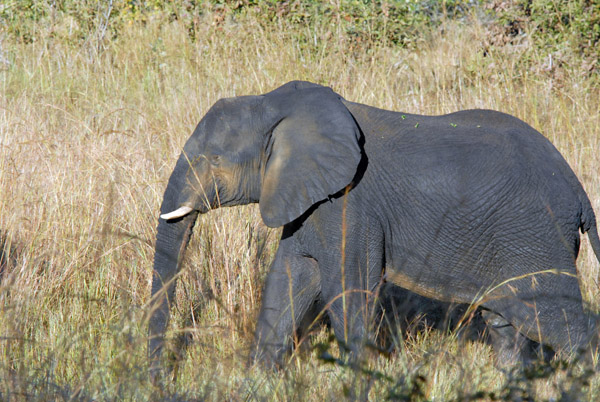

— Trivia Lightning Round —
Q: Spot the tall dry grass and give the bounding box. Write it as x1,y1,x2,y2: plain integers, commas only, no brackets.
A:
0,8,599,400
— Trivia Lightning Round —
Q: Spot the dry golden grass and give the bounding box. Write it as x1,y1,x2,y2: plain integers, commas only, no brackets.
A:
1,9,599,400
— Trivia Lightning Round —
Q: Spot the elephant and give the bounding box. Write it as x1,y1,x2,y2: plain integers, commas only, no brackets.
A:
149,81,600,374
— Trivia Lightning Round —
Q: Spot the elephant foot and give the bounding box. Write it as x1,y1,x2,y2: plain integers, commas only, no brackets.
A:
249,342,287,370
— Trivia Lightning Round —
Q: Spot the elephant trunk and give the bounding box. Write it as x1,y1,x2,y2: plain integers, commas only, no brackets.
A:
148,213,197,376
148,155,206,379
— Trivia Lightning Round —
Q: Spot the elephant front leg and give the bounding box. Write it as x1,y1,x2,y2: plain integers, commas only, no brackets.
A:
321,283,374,360
252,243,321,368
320,253,383,362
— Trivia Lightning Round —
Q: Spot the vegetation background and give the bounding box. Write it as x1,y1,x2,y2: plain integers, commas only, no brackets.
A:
1,0,599,400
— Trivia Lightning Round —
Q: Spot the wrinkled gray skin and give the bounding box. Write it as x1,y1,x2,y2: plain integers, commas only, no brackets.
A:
149,81,600,375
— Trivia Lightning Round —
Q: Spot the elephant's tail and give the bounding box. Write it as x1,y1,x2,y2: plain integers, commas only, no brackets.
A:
581,203,600,265
586,221,600,265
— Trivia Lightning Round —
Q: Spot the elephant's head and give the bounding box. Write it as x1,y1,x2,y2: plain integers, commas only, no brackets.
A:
149,81,362,374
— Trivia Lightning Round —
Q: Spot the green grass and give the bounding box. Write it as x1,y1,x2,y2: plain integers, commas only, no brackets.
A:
1,2,600,400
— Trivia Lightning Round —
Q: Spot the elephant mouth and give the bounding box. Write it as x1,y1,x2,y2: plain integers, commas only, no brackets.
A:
160,205,194,220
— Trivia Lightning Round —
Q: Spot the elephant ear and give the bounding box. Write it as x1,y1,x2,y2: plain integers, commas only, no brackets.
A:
264,80,325,96
259,83,362,228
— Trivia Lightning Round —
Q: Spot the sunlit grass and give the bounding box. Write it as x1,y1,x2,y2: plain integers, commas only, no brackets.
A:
0,8,599,400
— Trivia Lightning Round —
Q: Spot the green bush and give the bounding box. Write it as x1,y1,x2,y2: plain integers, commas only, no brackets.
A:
0,1,475,48
488,0,599,59
3,1,596,59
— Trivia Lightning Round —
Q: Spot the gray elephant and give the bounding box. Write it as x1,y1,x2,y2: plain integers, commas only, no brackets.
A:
149,81,600,373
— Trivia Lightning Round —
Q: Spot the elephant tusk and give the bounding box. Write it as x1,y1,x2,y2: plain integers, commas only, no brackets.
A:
160,206,194,220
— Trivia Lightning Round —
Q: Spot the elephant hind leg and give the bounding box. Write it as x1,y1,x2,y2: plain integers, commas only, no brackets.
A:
484,269,594,361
